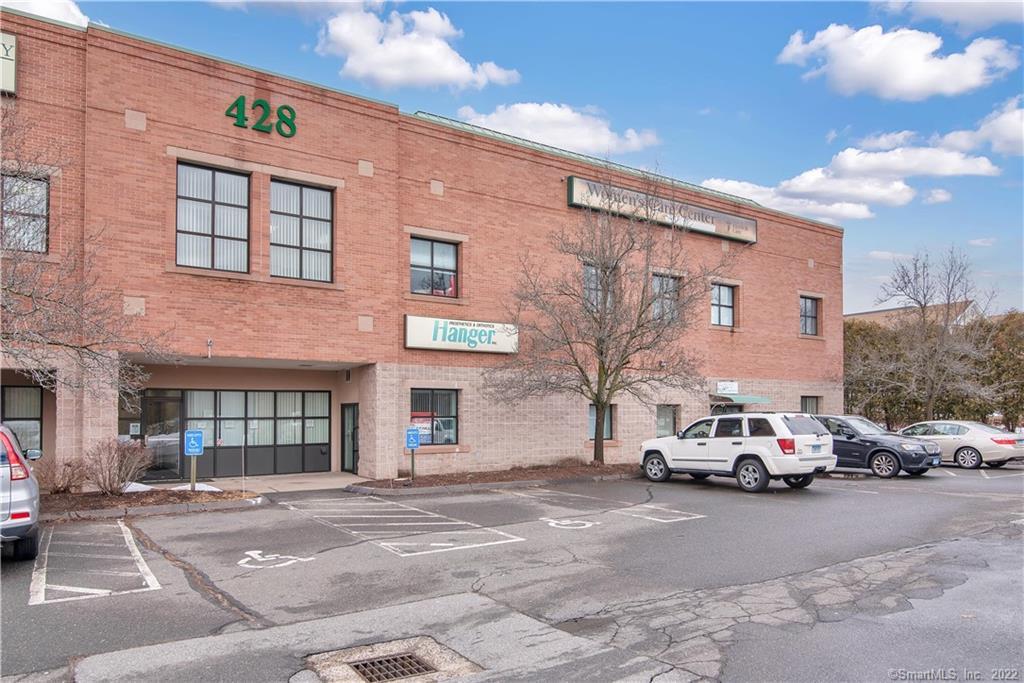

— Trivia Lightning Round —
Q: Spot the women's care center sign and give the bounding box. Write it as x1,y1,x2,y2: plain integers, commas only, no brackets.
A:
405,315,519,354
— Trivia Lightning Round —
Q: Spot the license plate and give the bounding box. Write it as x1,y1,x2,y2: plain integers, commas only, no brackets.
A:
811,444,822,454
930,458,940,466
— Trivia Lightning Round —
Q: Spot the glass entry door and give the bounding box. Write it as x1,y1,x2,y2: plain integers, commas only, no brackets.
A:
143,396,182,480
342,403,359,473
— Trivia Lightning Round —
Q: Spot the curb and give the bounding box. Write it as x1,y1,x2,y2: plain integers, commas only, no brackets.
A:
820,471,869,480
40,495,267,522
344,472,643,496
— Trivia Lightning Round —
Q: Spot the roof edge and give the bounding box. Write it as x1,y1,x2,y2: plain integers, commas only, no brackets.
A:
0,6,87,32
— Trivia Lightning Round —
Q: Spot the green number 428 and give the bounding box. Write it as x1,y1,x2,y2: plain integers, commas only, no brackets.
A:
225,95,296,138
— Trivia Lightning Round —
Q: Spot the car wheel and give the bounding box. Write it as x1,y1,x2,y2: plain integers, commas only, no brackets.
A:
12,530,39,562
644,454,671,483
870,452,900,478
689,473,711,480
955,447,982,469
986,461,1007,468
736,458,770,493
783,474,814,489
905,468,928,476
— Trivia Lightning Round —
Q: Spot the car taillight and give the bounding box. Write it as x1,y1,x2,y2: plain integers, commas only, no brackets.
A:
10,511,30,520
0,433,30,480
777,438,796,455
992,437,1017,445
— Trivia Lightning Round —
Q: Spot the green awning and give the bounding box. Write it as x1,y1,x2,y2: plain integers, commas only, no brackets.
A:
710,394,771,404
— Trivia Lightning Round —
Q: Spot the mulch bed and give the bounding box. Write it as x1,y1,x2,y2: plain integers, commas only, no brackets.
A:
41,489,256,514
360,462,640,489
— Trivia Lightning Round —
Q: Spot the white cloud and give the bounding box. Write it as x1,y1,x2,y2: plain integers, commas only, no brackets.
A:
778,167,916,205
700,178,874,223
869,250,913,260
936,96,1024,156
858,130,918,150
829,146,1000,177
881,1,1024,34
456,103,659,156
825,129,838,144
923,188,953,204
315,6,519,89
968,237,997,246
698,107,714,116
778,23,1019,101
0,0,87,26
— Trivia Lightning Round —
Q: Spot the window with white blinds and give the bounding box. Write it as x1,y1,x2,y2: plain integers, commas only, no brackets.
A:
270,180,332,282
176,163,249,273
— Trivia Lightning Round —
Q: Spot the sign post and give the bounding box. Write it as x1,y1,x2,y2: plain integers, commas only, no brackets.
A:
184,429,204,492
405,426,420,481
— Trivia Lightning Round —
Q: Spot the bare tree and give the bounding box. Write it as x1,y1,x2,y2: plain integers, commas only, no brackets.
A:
1,100,167,409
484,173,737,463
871,247,996,420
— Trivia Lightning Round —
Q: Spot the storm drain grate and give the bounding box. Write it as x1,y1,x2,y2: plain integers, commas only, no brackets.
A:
350,653,437,682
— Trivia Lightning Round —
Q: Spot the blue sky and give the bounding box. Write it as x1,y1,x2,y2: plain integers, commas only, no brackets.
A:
13,0,1024,313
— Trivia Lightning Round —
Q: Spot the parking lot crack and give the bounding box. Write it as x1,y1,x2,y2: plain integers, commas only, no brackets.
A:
123,519,273,630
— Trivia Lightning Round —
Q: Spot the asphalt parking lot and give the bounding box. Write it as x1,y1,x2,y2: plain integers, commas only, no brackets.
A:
2,464,1022,681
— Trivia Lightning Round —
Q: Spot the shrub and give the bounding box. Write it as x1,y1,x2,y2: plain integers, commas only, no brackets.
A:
34,456,88,494
84,438,152,496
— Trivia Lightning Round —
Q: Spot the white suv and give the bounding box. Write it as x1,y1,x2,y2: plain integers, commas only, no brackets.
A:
640,412,836,492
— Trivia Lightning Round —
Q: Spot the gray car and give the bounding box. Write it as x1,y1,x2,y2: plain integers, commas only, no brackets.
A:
1,424,43,561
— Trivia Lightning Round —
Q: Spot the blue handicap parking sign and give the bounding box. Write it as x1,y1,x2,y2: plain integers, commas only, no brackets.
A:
405,427,421,450
184,429,204,457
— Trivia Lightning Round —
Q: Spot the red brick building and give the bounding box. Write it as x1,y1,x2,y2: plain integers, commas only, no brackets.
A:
0,10,844,480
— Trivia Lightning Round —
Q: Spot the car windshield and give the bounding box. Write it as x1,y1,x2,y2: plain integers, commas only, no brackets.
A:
782,415,828,436
967,422,1009,434
847,417,887,435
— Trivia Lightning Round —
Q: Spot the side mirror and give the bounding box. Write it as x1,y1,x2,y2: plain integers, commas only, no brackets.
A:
676,430,686,439
25,449,42,461
840,429,855,439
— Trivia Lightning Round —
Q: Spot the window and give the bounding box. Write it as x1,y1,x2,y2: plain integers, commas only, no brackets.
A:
934,423,967,436
410,389,458,444
800,296,820,335
176,163,249,272
1,175,48,252
713,417,743,438
747,418,776,437
0,386,43,449
800,396,820,414
656,405,677,437
584,263,616,311
901,424,934,436
682,418,714,439
711,284,735,327
652,275,679,321
588,404,613,440
270,180,332,282
410,238,457,297
182,389,329,448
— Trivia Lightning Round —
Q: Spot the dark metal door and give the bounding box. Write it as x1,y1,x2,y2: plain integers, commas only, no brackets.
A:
342,403,359,473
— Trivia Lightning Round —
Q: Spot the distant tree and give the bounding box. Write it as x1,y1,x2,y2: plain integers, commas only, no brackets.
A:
873,247,995,421
986,312,1024,431
484,173,736,463
843,319,918,428
1,100,167,409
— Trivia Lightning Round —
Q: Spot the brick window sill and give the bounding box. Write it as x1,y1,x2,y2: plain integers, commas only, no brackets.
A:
403,292,470,306
405,444,470,455
798,333,825,341
709,324,743,333
585,440,622,448
166,264,345,290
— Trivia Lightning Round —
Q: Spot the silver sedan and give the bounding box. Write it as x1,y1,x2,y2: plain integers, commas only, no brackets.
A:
899,420,1024,469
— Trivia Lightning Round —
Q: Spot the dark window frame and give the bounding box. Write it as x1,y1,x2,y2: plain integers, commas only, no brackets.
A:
175,162,251,273
800,296,820,336
652,274,680,321
410,237,458,298
712,416,744,438
800,395,820,414
269,178,334,283
588,404,614,440
1,174,49,253
0,385,44,450
711,284,736,327
410,388,459,445
656,404,678,437
181,389,330,448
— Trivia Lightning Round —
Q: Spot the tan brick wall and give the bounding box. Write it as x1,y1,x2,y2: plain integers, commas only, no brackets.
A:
2,11,845,478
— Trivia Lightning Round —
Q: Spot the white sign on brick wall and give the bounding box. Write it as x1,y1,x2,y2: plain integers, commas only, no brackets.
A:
1,33,16,95
405,315,518,354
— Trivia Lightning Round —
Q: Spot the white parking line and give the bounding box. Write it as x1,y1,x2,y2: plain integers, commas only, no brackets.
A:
942,469,958,477
507,488,706,523
283,496,524,557
28,521,161,606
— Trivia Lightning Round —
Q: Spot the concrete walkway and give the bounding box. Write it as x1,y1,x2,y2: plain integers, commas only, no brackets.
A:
152,471,366,494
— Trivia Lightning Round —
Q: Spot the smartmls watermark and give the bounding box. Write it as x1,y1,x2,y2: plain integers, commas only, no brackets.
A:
887,669,1019,681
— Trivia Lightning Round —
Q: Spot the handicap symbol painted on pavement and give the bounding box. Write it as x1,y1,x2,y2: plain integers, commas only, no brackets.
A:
539,517,600,530
237,550,315,569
